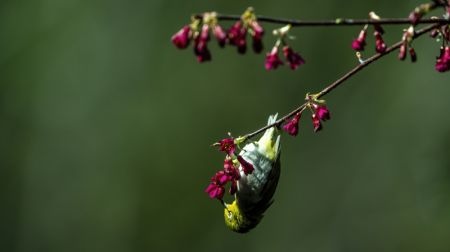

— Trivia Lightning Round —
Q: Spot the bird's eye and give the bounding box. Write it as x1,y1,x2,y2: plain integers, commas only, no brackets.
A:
227,211,233,219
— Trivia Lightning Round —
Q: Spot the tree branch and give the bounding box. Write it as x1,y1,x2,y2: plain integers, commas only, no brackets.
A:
241,23,441,141
195,15,450,27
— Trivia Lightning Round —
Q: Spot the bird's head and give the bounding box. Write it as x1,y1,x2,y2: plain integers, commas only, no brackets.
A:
223,200,263,233
223,200,250,233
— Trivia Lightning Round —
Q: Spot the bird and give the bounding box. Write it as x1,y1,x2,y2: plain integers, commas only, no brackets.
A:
223,114,281,233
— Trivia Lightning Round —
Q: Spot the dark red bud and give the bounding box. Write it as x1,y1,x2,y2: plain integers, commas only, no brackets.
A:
398,43,407,61
409,47,417,62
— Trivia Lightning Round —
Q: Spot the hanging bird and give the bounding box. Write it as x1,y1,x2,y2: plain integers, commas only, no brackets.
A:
223,114,281,233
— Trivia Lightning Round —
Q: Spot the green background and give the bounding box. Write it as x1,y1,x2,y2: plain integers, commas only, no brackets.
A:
1,0,450,251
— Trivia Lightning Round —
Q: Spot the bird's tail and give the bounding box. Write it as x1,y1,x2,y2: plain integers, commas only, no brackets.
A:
267,113,278,125
258,114,281,161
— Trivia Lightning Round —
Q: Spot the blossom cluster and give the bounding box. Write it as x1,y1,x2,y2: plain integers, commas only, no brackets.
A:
171,8,264,63
351,12,387,54
352,5,450,73
409,1,450,71
265,43,305,70
282,95,331,136
172,8,307,71
205,138,254,200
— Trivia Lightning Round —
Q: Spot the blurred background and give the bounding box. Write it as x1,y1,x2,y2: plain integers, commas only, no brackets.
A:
1,0,450,251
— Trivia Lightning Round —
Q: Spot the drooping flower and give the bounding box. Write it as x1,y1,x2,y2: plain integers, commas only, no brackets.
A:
408,10,422,26
215,170,232,184
283,46,305,70
249,20,264,53
223,158,234,172
205,170,231,199
409,3,434,25
227,21,242,45
435,46,450,72
398,42,407,61
265,46,284,70
194,24,211,62
194,40,211,62
314,105,331,121
218,138,236,155
312,113,322,132
352,29,367,51
228,21,247,54
283,112,301,136
236,30,247,54
205,182,224,199
237,155,254,175
229,180,238,195
249,20,264,40
409,47,417,62
374,31,387,53
224,158,240,180
171,25,191,49
213,25,227,48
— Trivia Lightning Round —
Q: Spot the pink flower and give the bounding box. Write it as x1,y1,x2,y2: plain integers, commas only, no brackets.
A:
374,32,386,53
249,21,264,53
213,170,232,184
171,25,191,49
227,21,242,45
228,21,247,54
229,180,238,195
218,138,236,155
213,25,227,48
205,171,231,199
265,46,283,70
435,46,450,72
283,46,305,70
224,158,240,180
250,21,264,40
205,183,225,199
312,103,330,121
312,114,322,132
194,24,211,62
223,158,234,171
398,43,407,61
237,155,254,175
409,47,417,63
283,113,301,136
252,37,263,54
351,29,367,51
194,40,211,62
409,11,422,26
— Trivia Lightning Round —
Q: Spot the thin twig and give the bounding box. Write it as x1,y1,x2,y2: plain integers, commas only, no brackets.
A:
242,23,440,141
195,1,449,26
195,15,450,26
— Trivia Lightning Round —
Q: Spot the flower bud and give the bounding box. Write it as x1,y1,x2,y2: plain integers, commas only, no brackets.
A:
409,47,417,62
265,46,284,70
213,25,227,48
283,46,305,70
398,43,407,61
352,29,367,51
171,25,191,49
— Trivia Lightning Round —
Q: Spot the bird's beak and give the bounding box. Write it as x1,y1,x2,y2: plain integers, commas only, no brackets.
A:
219,199,228,209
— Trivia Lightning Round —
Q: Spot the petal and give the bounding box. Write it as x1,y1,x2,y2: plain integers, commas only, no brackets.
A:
237,155,254,175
